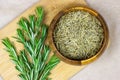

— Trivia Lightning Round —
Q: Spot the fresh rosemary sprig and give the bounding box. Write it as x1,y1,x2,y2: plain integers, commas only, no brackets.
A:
2,7,60,80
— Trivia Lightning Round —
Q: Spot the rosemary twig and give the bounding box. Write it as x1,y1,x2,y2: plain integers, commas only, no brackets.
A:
2,7,60,80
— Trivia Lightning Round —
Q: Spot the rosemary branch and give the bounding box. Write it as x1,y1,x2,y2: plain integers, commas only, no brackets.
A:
2,7,60,80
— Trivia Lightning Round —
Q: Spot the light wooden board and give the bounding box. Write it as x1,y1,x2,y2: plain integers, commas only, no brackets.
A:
0,0,87,80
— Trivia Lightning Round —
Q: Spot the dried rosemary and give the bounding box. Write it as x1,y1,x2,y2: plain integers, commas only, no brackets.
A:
53,11,104,60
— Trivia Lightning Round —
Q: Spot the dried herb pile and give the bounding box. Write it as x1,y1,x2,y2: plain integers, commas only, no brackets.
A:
54,11,104,60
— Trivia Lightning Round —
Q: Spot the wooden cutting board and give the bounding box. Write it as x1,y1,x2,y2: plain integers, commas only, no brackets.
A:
0,0,87,80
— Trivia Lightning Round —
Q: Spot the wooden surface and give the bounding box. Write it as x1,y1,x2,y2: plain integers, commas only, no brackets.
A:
0,0,86,80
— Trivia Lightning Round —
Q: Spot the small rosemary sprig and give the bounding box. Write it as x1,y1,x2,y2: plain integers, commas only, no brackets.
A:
2,7,60,80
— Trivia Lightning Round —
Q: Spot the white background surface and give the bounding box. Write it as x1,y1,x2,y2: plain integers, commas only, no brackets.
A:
0,0,120,80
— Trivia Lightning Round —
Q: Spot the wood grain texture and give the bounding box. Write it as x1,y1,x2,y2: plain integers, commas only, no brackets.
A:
0,0,86,80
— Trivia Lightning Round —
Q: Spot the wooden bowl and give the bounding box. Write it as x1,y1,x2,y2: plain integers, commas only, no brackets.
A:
49,6,109,65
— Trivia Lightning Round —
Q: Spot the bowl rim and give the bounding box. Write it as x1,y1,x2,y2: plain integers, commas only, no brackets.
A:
49,6,109,65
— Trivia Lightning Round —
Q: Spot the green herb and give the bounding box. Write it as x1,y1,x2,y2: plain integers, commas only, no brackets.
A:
2,7,60,80
54,11,104,60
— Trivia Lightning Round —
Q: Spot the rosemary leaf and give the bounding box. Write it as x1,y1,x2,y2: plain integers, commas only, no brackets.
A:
2,6,60,80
